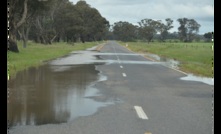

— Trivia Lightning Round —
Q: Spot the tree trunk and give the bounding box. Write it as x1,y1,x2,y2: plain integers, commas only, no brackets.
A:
17,30,23,41
35,35,41,43
9,0,29,52
50,34,58,43
22,38,27,48
9,36,19,53
40,36,46,44
16,0,28,28
9,22,19,52
20,25,30,48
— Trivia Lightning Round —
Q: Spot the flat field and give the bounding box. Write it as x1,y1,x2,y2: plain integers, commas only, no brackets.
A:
119,41,214,77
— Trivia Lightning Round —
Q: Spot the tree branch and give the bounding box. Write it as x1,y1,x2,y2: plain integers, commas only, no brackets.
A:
16,0,28,29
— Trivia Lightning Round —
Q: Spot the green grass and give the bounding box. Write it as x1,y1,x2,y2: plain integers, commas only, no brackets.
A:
8,41,102,78
119,41,214,77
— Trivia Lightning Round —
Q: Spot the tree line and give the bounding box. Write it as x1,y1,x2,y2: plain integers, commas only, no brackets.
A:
111,18,212,43
8,0,110,52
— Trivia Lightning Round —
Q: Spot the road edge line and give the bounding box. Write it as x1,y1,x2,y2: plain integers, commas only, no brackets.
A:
96,43,106,51
120,43,188,76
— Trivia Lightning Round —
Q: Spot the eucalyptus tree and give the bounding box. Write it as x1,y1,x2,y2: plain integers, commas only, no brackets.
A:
113,21,138,41
177,18,201,42
158,18,174,42
138,19,162,43
75,0,109,42
54,1,83,42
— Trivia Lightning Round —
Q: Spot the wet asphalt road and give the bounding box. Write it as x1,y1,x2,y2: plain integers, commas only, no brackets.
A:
9,41,213,134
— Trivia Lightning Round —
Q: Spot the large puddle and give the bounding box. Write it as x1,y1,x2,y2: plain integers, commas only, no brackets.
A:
7,63,114,128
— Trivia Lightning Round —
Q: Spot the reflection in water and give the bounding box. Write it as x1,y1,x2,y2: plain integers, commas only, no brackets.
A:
8,64,110,127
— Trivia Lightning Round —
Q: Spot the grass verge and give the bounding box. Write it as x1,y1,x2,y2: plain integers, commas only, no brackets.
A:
8,41,102,78
119,41,214,77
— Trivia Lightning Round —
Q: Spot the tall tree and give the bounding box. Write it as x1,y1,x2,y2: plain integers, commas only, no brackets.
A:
158,18,174,42
75,0,109,42
138,19,161,43
113,21,138,41
53,1,83,42
177,18,201,42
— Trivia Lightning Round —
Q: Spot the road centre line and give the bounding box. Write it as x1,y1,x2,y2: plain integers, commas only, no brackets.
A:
120,65,123,68
134,106,148,120
112,44,122,64
122,73,127,77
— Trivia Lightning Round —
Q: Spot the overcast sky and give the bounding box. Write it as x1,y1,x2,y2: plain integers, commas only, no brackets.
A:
70,0,214,34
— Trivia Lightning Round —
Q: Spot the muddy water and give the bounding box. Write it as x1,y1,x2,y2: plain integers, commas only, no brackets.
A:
7,64,111,128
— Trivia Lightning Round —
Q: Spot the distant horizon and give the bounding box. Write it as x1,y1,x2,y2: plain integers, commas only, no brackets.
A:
70,0,214,34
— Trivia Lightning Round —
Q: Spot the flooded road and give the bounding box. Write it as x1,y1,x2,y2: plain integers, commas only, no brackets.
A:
7,63,113,127
8,47,213,128
8,42,213,129
8,42,213,134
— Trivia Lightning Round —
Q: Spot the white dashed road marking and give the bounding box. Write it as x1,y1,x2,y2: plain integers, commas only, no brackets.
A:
134,106,148,120
122,73,127,77
120,66,123,68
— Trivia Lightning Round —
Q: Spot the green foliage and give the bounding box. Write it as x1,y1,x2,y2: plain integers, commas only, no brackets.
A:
158,18,174,42
138,19,162,43
111,18,200,43
113,21,138,42
9,0,109,52
177,18,201,42
68,1,109,42
203,32,213,42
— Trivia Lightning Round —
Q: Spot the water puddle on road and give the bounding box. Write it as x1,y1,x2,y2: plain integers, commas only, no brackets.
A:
7,63,113,128
143,53,180,69
180,74,214,86
49,51,164,65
